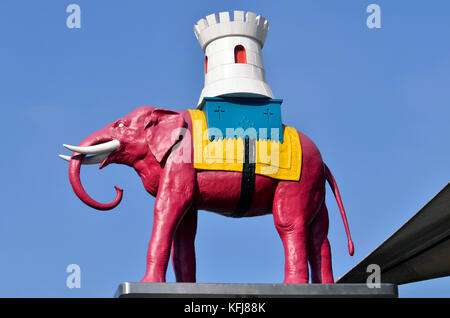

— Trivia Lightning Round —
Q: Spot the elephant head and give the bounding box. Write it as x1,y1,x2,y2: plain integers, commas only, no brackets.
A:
59,106,186,210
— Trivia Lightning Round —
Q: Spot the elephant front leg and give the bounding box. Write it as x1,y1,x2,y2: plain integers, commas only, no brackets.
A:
171,208,198,282
141,198,193,282
141,166,195,282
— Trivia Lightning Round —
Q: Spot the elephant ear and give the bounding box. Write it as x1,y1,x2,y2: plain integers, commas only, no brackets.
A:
145,108,186,162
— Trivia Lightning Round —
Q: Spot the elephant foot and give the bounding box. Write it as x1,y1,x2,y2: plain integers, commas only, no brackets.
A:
283,277,309,284
140,274,166,283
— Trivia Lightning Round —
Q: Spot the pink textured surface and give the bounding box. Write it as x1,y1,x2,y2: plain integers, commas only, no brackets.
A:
66,106,353,283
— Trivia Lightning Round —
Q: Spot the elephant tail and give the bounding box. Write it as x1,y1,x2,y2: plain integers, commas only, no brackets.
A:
324,164,354,256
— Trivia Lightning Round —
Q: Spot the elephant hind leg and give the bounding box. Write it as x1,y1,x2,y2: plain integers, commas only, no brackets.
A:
275,226,310,284
273,183,311,284
307,204,334,283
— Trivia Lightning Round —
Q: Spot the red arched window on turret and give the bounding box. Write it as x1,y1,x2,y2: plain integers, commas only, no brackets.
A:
234,45,247,64
205,56,208,74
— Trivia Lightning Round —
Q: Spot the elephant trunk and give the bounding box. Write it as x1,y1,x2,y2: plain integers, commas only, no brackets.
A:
68,137,123,210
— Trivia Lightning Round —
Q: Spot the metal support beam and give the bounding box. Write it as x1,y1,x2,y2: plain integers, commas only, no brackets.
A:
338,183,450,285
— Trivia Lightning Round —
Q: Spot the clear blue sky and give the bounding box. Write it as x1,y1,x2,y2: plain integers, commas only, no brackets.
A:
0,0,449,297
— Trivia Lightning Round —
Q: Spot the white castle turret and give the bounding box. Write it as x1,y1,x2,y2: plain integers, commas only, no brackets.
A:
194,10,274,105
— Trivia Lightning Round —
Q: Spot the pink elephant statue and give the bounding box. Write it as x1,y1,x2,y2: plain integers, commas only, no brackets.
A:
60,106,354,284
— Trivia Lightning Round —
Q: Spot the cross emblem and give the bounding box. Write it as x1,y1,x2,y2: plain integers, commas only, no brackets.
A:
214,105,225,120
264,108,274,122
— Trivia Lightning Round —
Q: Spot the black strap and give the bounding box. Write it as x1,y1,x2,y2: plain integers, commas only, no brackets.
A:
232,137,256,218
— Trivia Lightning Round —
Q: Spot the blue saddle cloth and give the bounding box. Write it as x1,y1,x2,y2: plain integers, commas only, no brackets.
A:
198,97,284,143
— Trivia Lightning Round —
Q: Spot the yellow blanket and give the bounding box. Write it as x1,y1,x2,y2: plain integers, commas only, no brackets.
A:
188,109,302,181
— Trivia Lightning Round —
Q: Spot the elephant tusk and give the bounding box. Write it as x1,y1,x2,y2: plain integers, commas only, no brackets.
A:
58,153,110,165
63,140,120,155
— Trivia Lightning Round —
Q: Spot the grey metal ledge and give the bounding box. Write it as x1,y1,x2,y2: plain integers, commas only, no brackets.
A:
115,282,398,298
